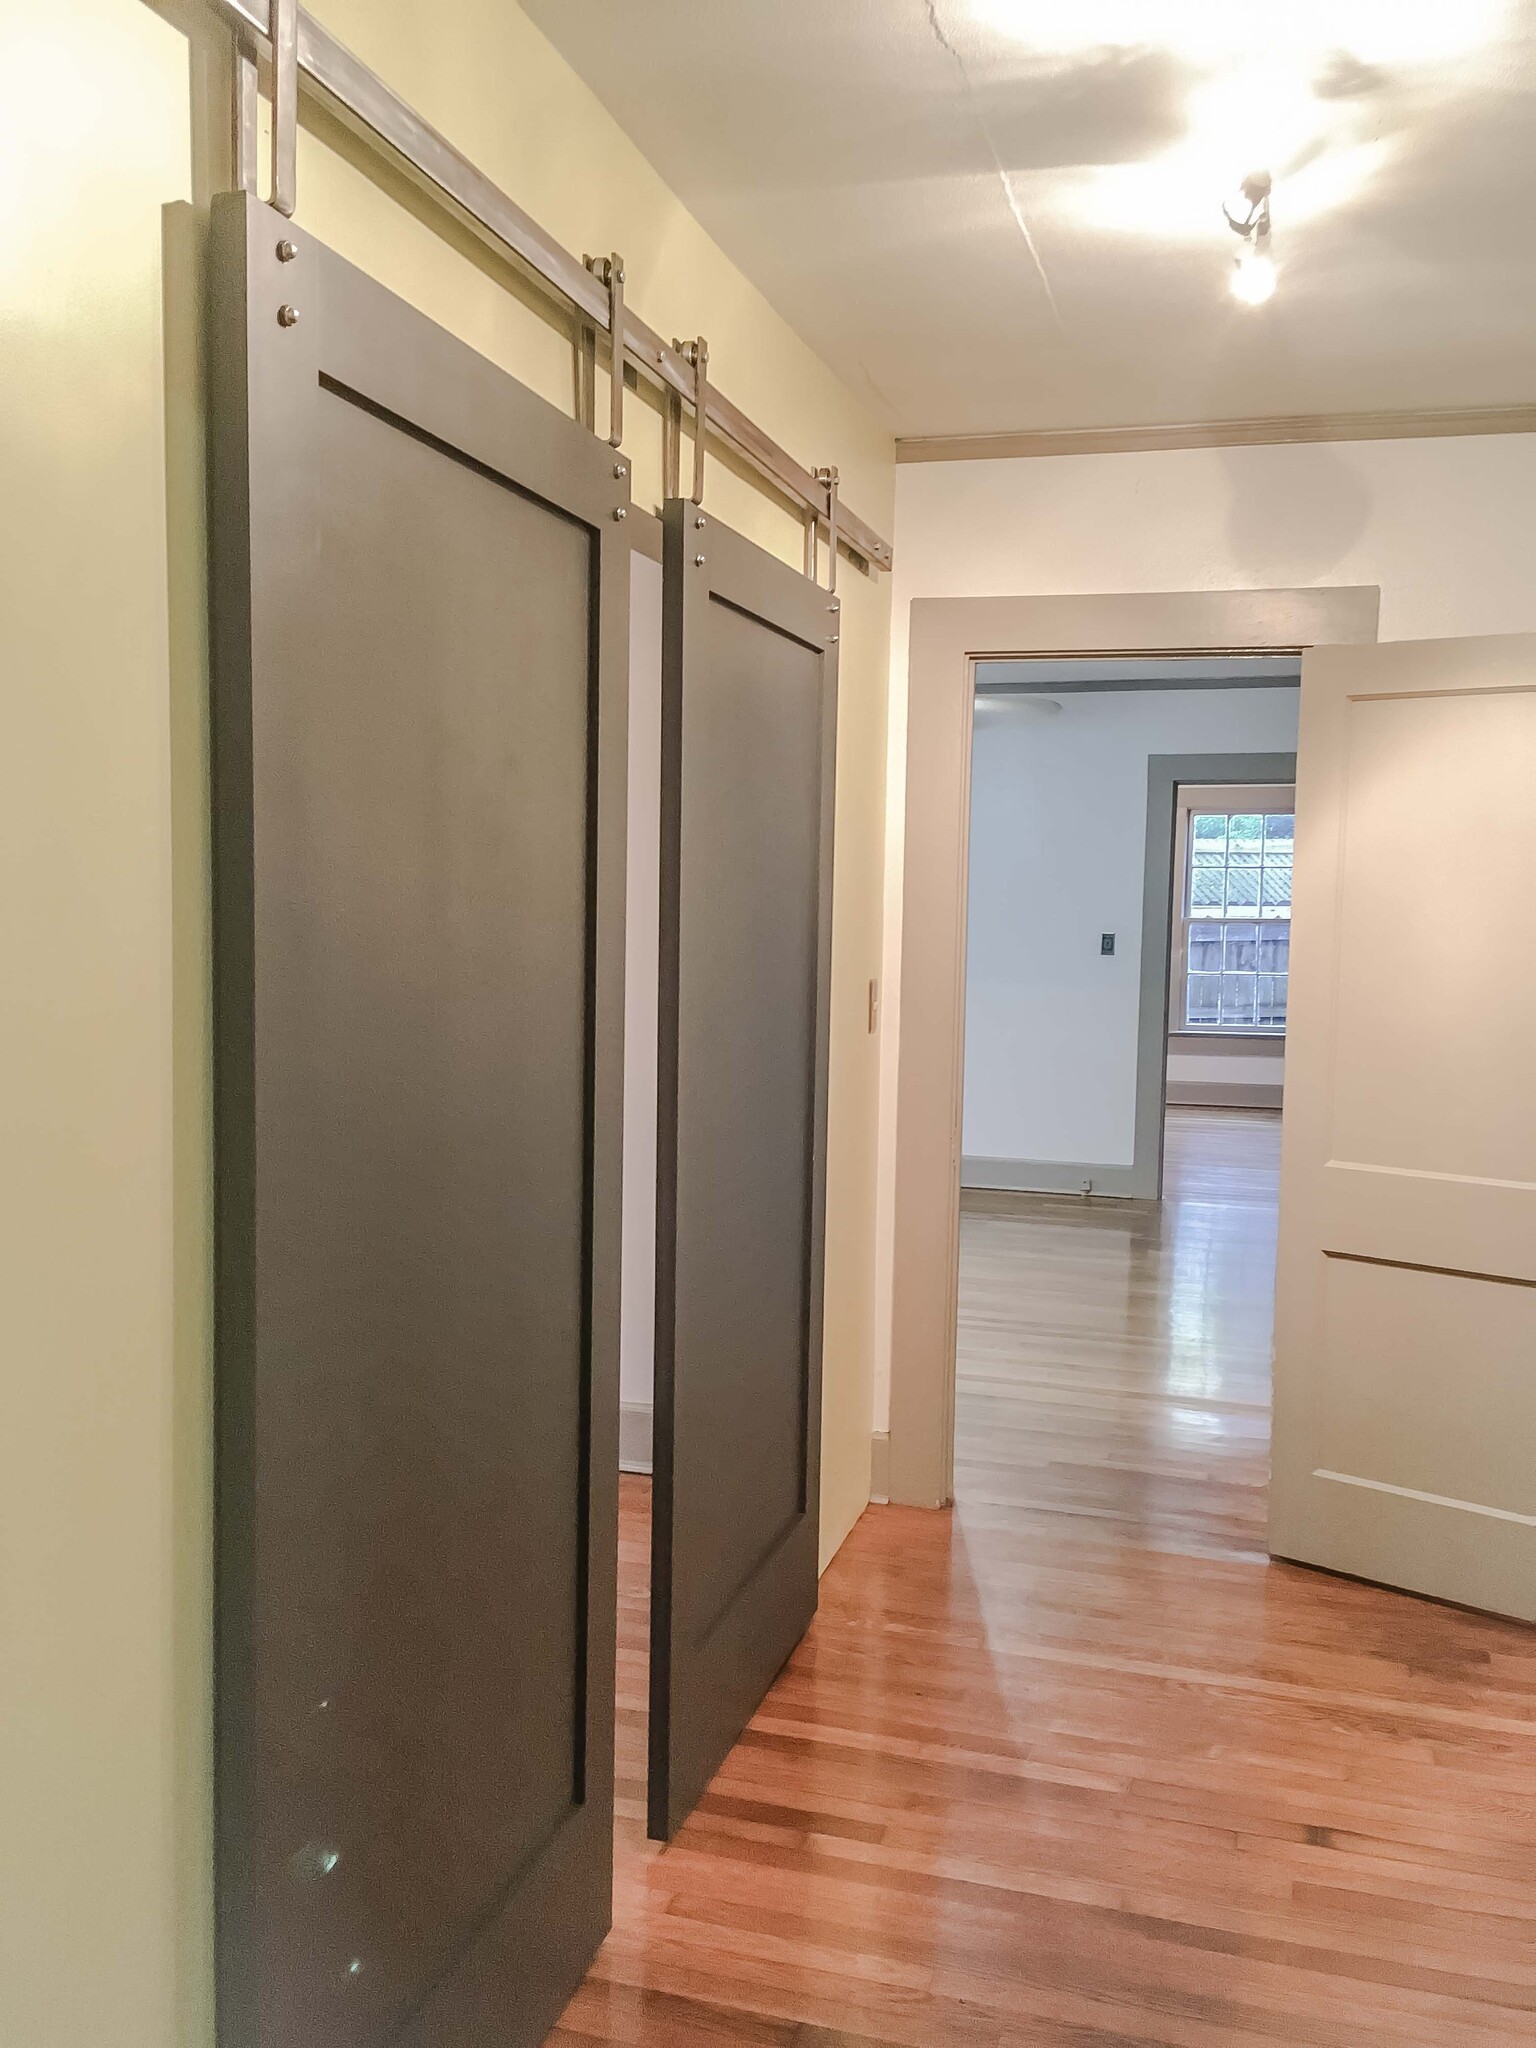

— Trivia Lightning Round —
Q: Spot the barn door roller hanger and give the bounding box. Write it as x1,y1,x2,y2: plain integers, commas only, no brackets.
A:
210,0,892,574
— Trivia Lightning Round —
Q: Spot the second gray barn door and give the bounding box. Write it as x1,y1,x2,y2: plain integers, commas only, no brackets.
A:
208,193,627,2048
649,502,838,1840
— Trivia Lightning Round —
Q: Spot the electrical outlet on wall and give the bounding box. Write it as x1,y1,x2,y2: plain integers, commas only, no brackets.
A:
1100,932,1116,956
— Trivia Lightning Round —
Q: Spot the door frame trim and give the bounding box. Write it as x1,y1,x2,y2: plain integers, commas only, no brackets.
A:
1132,750,1299,1193
886,586,1380,1509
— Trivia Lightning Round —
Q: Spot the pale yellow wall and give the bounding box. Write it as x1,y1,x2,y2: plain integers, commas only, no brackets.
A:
0,5,893,2044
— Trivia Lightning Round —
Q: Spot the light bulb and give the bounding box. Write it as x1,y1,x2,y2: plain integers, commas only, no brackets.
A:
1232,239,1277,304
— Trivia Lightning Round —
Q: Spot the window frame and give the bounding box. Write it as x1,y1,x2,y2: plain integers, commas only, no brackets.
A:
1171,781,1295,1039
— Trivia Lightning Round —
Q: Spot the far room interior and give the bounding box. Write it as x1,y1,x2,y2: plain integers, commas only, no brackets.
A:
957,652,1300,1546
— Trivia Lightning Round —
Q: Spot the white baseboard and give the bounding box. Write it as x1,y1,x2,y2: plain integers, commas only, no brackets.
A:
870,1430,891,1504
962,1154,1149,1198
619,1400,652,1474
1166,1080,1284,1109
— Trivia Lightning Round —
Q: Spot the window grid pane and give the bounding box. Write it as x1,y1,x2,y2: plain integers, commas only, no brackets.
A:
1220,972,1257,1026
1225,863,1261,912
1183,808,1293,1029
1186,809,1295,924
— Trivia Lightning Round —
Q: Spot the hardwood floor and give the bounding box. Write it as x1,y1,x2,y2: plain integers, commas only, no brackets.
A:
553,1109,1536,2046
955,1107,1280,1561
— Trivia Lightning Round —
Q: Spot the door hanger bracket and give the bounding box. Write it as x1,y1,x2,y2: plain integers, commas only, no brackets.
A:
814,465,840,605
675,337,709,505
584,252,626,450
270,0,298,219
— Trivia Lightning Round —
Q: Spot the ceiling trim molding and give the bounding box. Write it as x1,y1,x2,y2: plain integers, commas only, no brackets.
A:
895,405,1536,465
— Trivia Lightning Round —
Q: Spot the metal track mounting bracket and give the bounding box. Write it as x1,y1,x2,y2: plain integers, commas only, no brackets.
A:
677,337,709,504
584,252,626,449
814,466,840,596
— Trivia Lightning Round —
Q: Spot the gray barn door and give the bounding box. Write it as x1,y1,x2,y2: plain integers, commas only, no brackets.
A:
207,193,627,2048
649,502,838,1840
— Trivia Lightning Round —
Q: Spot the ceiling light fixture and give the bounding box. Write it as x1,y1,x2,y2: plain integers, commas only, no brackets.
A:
1063,58,1376,243
1225,170,1276,304
974,691,1064,717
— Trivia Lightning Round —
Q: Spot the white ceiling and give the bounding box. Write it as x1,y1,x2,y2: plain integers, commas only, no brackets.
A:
521,0,1536,439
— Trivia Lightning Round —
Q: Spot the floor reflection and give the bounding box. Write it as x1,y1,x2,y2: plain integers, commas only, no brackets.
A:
956,1108,1281,1562
555,1109,1536,2046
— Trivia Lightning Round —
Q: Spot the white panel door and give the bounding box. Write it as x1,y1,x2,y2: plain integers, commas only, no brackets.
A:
1271,633,1536,1621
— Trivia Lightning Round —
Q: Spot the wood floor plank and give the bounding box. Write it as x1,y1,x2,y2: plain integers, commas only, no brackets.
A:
551,1110,1536,2044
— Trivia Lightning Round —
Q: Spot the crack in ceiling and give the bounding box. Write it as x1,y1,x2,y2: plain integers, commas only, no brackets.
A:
923,0,1065,329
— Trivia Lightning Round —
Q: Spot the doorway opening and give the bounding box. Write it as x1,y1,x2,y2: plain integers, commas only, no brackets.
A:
885,584,1381,1511
954,653,1298,1549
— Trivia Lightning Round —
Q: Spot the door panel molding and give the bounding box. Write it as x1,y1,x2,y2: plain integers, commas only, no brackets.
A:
1312,1470,1536,1526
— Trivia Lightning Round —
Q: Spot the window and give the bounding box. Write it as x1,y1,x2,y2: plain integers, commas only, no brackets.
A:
1181,805,1292,1031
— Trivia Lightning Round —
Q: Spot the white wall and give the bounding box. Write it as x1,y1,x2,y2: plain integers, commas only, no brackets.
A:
964,686,1299,1170
876,430,1536,1426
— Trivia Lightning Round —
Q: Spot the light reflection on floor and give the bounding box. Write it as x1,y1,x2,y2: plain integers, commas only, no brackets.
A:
955,1107,1282,1563
566,1104,1536,2046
